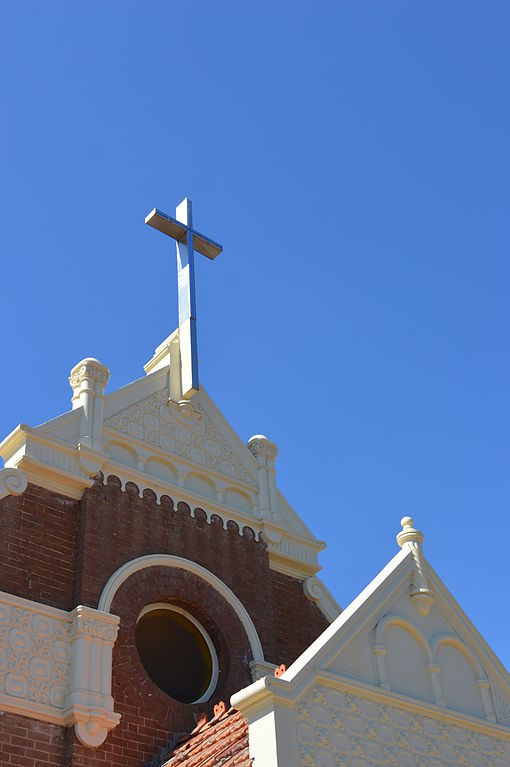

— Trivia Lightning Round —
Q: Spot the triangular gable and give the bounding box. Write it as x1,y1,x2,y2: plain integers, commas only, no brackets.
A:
232,518,510,767
280,519,510,724
0,335,332,587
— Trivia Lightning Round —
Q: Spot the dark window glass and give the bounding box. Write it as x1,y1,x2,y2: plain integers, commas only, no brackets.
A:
135,608,213,704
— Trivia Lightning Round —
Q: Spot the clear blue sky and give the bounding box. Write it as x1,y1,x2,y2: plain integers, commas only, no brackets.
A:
2,3,509,669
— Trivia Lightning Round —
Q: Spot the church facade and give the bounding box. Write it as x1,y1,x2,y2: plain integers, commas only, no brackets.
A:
0,201,509,766
0,333,339,765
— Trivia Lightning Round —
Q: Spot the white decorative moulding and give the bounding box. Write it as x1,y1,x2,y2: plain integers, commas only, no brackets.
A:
234,667,510,767
105,391,257,489
0,591,120,747
294,684,510,767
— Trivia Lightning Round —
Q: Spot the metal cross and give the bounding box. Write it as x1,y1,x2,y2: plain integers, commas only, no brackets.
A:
145,198,223,399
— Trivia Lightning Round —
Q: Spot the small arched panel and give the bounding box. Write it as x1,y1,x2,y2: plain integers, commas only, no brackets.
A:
384,625,434,703
185,473,216,500
436,642,485,719
145,458,178,485
224,487,252,514
107,442,137,469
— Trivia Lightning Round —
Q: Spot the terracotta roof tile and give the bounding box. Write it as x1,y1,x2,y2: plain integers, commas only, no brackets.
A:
160,707,251,767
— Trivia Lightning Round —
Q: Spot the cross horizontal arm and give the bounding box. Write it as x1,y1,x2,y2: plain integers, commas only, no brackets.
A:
145,208,223,260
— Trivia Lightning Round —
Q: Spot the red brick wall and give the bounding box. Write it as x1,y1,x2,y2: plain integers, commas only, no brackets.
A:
0,713,66,767
0,484,79,611
75,476,329,666
69,563,256,766
1,476,330,766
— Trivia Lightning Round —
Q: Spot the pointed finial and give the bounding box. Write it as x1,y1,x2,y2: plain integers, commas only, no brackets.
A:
396,516,434,617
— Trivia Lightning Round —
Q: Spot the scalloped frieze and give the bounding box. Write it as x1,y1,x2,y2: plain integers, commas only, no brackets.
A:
105,392,257,488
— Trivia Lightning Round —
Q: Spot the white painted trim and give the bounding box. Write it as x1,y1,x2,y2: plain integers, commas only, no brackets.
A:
136,603,219,703
98,554,265,663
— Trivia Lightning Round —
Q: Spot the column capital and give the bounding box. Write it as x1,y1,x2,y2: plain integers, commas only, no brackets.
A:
70,358,110,406
247,435,278,465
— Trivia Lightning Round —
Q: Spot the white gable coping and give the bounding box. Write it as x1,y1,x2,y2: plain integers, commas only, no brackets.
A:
232,518,510,766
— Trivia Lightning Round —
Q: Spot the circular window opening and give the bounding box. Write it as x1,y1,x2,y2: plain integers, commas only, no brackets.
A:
135,604,218,704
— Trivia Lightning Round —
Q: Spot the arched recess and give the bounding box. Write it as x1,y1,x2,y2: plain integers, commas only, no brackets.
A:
185,472,216,499
432,634,494,721
224,487,253,514
374,615,436,704
98,554,264,663
144,457,178,485
375,615,434,661
107,441,137,469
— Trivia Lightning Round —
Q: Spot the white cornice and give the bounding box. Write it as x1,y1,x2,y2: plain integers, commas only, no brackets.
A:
1,424,325,581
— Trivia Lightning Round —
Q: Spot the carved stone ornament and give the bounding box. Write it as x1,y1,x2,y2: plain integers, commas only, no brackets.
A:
296,684,510,767
69,358,110,390
303,576,342,623
247,434,278,465
105,391,257,487
0,593,120,748
0,467,28,500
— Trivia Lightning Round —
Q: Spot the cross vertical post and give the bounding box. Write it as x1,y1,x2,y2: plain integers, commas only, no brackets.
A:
175,198,198,396
145,198,223,399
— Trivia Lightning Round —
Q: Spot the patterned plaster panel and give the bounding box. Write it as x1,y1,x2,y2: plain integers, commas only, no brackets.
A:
296,684,510,767
105,391,257,488
0,592,120,747
0,601,70,709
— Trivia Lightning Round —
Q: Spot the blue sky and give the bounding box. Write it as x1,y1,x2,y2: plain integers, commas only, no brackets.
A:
2,3,509,669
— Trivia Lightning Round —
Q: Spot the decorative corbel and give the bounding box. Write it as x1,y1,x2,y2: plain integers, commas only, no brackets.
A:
303,576,342,623
397,516,434,617
66,606,121,747
0,467,28,500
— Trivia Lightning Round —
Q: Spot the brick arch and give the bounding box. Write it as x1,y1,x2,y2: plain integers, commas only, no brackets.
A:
99,553,264,662
105,563,257,760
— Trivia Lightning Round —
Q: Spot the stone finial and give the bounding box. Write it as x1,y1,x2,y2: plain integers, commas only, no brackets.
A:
247,435,279,521
396,516,434,617
69,358,110,453
396,516,424,548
